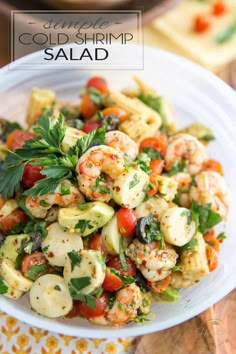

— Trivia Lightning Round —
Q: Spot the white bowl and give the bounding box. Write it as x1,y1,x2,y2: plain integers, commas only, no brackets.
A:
0,45,236,338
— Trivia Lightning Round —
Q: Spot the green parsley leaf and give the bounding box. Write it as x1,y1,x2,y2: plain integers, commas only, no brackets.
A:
90,286,103,298
60,183,70,196
217,232,227,242
0,276,8,294
0,164,25,200
143,147,163,160
68,277,96,309
23,176,63,197
179,237,198,253
108,294,116,309
87,87,103,106
167,159,188,177
67,251,81,271
39,200,50,208
75,219,94,234
190,200,222,234
109,267,135,285
69,277,91,291
171,265,182,272
54,285,61,291
119,236,128,271
129,173,140,189
90,175,110,195
135,153,151,173
27,264,48,281
138,93,168,129
214,23,236,44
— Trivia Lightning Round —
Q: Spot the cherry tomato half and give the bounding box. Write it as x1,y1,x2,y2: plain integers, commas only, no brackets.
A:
102,268,123,292
82,120,100,133
148,174,159,198
0,195,5,209
102,107,128,123
193,14,211,33
80,93,99,119
206,245,218,272
107,256,136,277
21,252,47,279
6,130,36,151
212,1,228,16
89,233,108,259
117,208,138,237
139,136,167,157
203,159,223,175
86,76,109,94
22,163,45,188
76,293,108,318
1,209,27,233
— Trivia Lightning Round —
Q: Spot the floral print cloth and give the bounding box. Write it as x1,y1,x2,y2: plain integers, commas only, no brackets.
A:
0,311,137,354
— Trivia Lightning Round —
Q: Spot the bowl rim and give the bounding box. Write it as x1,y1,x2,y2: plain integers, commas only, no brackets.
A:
0,44,236,338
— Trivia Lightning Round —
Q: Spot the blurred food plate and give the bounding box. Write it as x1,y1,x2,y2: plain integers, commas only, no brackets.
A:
152,0,236,71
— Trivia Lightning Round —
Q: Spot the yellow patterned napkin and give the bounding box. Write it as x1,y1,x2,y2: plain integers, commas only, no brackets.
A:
0,311,137,354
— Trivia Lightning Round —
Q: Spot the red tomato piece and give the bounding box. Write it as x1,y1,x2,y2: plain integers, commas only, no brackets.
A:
86,76,109,94
82,120,100,133
107,256,136,277
150,159,165,175
194,14,211,33
76,293,108,318
22,163,45,188
212,1,228,16
116,208,138,237
21,252,47,279
6,130,36,151
0,195,5,209
1,209,27,233
102,268,123,292
204,229,220,252
80,93,99,119
102,107,128,123
139,136,167,157
148,174,159,198
147,275,171,293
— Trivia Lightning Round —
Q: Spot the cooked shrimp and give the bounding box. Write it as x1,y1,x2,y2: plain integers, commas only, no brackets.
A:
165,134,207,175
106,283,142,326
76,145,125,202
126,239,178,282
25,180,84,218
105,130,138,161
171,172,192,207
189,170,229,220
170,272,195,289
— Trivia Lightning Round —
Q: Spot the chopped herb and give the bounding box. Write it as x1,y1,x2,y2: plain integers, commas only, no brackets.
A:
190,200,222,234
67,119,83,130
133,312,149,323
136,215,165,249
108,293,116,309
129,173,140,189
143,147,163,160
39,200,50,208
118,303,123,310
75,219,93,233
68,277,96,309
0,276,8,294
167,159,188,177
142,298,149,308
27,264,48,281
24,241,33,254
9,221,26,234
110,267,135,285
214,23,236,44
191,175,197,187
90,175,110,195
78,204,90,210
67,250,81,271
138,93,168,129
87,87,103,106
180,237,198,253
54,285,61,291
217,232,227,242
119,236,128,271
42,245,49,253
171,265,182,272
15,250,25,270
60,183,70,196
91,286,103,298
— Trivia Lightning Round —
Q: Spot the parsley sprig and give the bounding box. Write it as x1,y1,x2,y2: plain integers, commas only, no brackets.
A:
0,113,106,199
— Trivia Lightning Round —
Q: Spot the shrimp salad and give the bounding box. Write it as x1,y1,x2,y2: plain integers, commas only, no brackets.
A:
0,76,229,326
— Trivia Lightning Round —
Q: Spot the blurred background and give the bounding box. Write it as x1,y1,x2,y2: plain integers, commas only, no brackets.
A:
0,0,236,83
